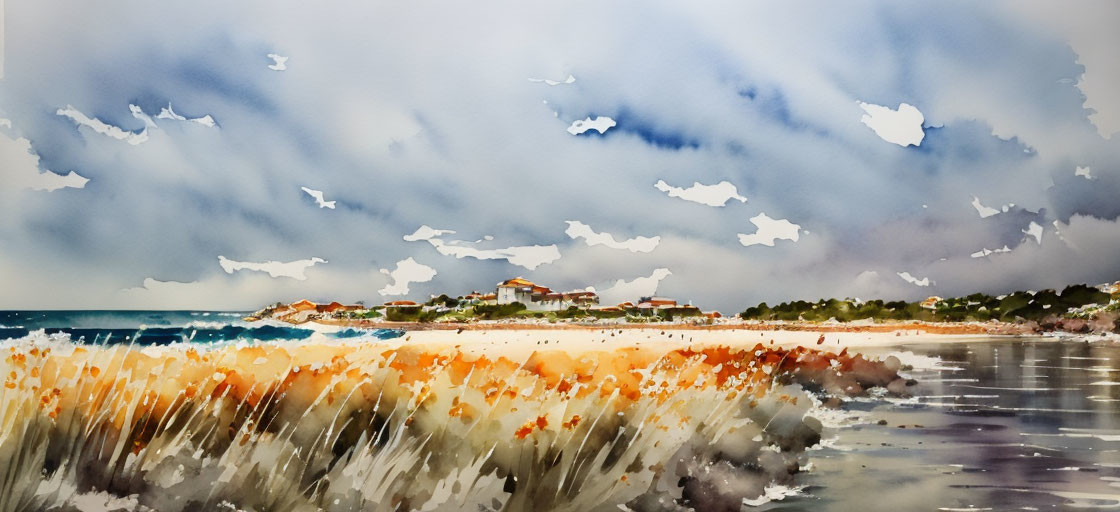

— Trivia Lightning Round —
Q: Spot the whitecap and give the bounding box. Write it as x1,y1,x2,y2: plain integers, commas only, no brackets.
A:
742,484,805,507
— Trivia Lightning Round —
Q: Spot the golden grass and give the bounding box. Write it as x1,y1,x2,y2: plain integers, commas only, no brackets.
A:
0,337,901,511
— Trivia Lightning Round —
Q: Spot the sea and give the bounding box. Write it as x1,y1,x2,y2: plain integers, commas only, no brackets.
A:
0,310,403,345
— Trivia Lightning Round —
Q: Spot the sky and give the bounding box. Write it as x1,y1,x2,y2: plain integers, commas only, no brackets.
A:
1,1,1120,312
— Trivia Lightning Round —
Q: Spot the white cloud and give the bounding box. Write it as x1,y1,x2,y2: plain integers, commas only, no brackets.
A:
897,271,931,287
970,196,1013,218
28,170,89,192
56,105,148,145
1075,166,1093,179
737,213,801,247
129,104,156,128
566,116,616,135
564,220,660,253
403,225,457,242
404,226,560,269
598,268,672,305
156,103,217,127
427,239,560,270
378,257,437,296
1023,221,1044,244
653,179,747,207
267,53,288,71
0,132,89,192
300,187,336,209
970,245,1011,258
858,101,925,146
217,255,326,280
130,103,216,129
528,74,575,86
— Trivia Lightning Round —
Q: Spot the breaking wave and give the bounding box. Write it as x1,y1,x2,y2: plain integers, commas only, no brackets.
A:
0,326,402,345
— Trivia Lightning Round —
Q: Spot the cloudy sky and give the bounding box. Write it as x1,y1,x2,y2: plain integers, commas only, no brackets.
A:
2,1,1120,311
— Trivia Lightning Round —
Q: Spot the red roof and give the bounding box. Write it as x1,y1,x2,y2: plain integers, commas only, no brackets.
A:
498,278,552,295
384,300,418,306
291,299,317,311
499,277,536,288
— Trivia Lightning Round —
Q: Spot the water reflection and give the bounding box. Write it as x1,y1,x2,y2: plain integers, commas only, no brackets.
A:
782,338,1120,511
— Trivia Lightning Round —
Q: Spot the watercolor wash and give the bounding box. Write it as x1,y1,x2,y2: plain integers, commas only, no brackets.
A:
2,2,1120,511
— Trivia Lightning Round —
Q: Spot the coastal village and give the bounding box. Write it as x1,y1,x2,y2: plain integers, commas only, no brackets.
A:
246,278,1120,334
248,277,721,324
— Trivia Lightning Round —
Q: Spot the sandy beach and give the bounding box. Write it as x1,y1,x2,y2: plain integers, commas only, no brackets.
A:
327,322,1032,359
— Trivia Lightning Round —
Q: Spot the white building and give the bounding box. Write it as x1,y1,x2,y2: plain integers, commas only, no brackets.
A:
496,277,599,311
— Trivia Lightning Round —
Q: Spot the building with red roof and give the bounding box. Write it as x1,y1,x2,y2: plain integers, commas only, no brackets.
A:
496,277,599,311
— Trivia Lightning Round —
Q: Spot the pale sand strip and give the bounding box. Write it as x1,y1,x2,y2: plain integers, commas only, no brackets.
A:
394,327,1026,359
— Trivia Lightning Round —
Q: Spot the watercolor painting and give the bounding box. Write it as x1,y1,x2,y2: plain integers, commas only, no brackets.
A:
2,2,1120,511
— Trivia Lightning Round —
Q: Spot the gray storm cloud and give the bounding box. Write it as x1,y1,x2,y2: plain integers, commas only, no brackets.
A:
1,0,1119,311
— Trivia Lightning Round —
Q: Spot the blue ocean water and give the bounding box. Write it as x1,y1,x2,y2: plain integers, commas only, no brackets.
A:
0,310,403,345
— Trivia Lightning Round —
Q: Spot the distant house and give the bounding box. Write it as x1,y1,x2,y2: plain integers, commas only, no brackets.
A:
271,299,366,322
318,301,344,314
276,298,320,320
567,291,599,308
291,299,318,312
496,277,599,311
497,278,551,308
1101,282,1120,296
537,290,600,311
461,291,498,306
920,296,943,310
316,301,363,318
638,297,677,308
627,296,700,318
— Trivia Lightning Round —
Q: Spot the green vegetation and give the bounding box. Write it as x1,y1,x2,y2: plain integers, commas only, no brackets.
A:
424,294,461,309
472,302,528,320
384,305,423,322
739,284,1115,324
656,307,703,322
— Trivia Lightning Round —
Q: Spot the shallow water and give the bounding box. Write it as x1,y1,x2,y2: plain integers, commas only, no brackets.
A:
780,338,1120,511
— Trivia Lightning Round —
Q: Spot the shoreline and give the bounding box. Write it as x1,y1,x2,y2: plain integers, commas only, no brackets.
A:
311,318,1033,335
300,320,1052,359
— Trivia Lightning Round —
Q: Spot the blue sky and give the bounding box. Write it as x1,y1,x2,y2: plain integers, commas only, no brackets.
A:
1,1,1119,311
